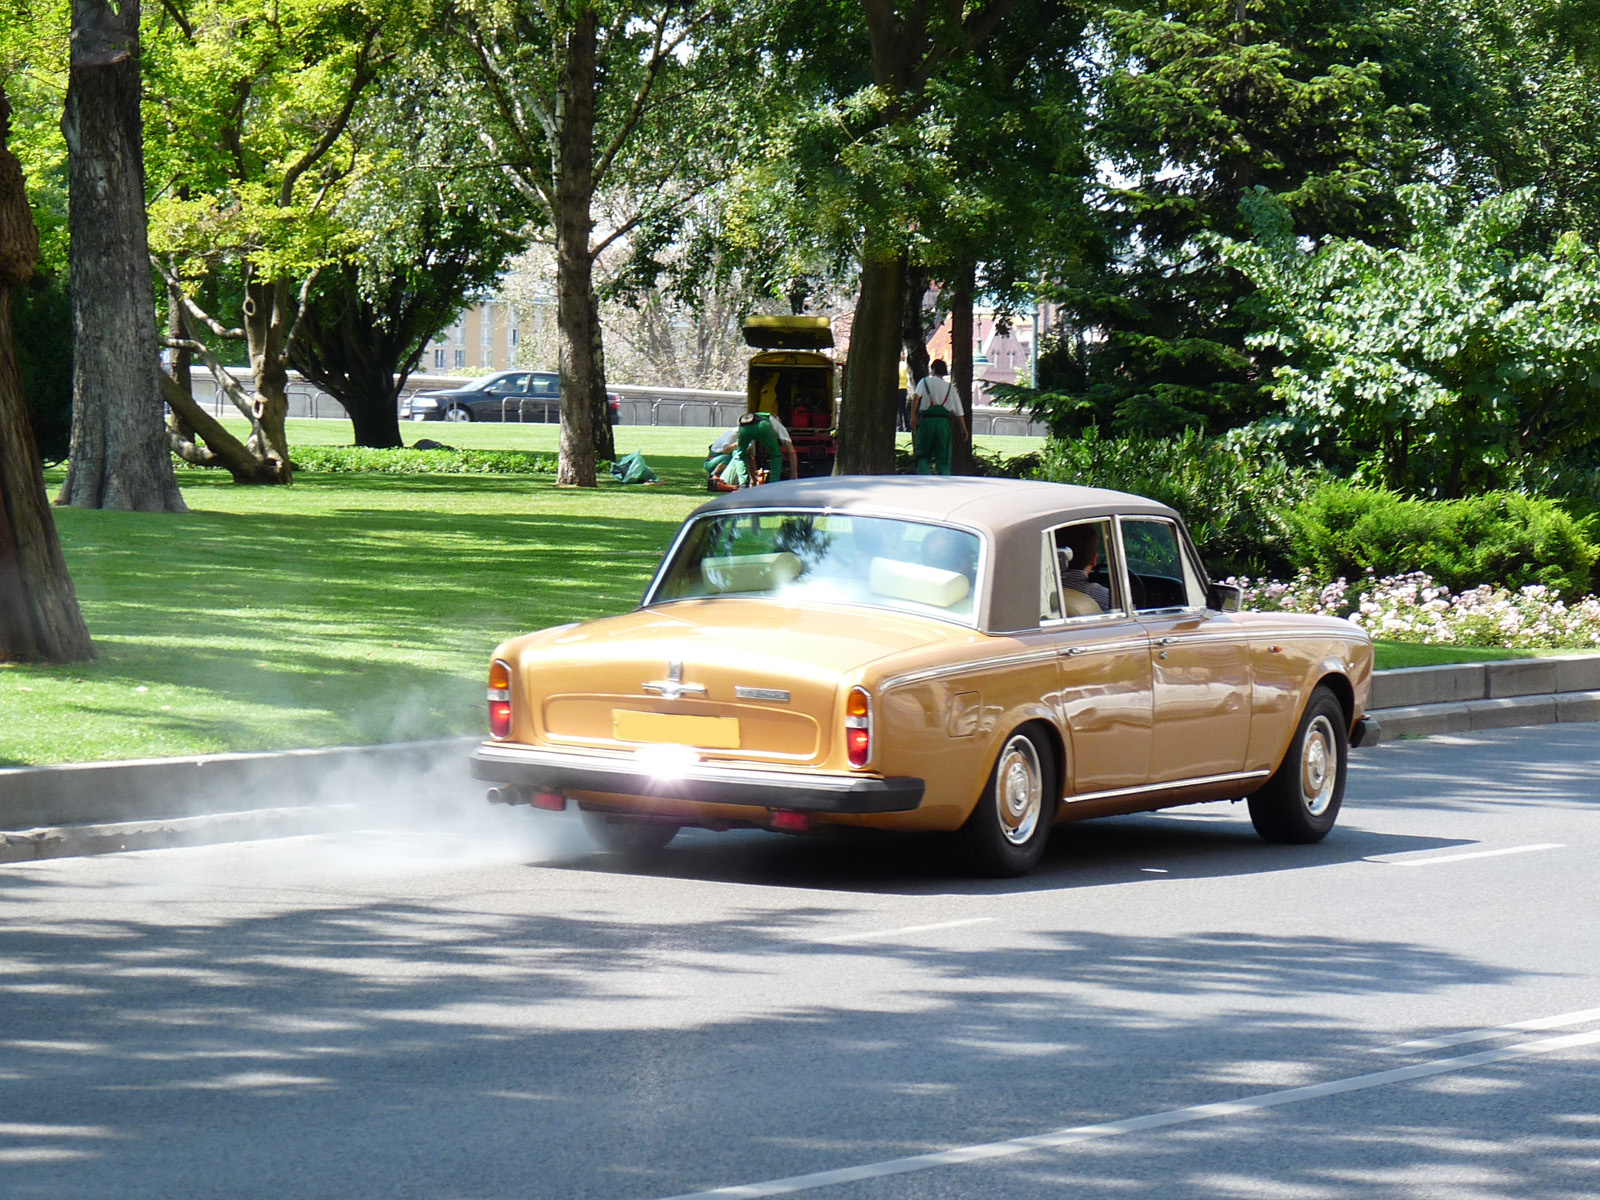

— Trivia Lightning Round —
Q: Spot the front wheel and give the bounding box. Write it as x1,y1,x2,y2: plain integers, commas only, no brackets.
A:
1247,686,1347,843
580,810,680,857
953,726,1057,877
443,406,473,422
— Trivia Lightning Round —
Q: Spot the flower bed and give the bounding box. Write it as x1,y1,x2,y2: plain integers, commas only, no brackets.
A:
1228,571,1600,649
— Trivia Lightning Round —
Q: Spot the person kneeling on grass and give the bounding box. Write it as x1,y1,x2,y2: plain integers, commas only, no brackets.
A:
717,412,799,488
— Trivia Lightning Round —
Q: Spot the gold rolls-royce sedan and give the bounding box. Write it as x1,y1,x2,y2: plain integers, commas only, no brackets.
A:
470,477,1375,876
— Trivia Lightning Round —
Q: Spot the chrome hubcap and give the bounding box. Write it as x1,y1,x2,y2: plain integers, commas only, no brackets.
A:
1301,714,1337,816
995,735,1043,846
445,408,469,421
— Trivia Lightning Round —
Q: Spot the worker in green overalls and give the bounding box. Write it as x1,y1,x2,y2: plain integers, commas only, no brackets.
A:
910,359,970,476
732,411,799,486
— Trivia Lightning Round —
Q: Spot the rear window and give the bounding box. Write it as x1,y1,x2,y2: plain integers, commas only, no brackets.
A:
650,511,983,625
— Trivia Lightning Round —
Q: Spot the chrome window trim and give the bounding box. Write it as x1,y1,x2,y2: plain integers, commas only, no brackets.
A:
1039,515,1130,626
640,506,990,630
1117,515,1208,618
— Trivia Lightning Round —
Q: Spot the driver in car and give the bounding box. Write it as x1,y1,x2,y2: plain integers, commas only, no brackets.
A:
1059,524,1112,611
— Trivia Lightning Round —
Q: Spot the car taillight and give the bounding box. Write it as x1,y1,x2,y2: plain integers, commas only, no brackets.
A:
488,659,512,739
845,686,871,767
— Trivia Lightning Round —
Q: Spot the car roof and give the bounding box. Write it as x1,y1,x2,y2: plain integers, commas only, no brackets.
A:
692,475,1176,532
688,477,1182,633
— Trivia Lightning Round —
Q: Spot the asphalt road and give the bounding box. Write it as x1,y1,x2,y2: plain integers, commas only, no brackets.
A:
2,724,1598,1200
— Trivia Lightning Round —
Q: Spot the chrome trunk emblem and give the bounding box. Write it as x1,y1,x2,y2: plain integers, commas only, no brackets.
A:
643,660,706,701
735,687,791,702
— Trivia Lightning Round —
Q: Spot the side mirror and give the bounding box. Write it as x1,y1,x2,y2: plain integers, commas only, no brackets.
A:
1207,582,1243,613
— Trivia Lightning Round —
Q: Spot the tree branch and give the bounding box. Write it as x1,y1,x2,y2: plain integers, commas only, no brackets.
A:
278,28,381,208
153,257,246,338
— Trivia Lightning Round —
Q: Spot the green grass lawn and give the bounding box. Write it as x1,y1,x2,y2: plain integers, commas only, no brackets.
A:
0,418,1575,765
1368,642,1591,669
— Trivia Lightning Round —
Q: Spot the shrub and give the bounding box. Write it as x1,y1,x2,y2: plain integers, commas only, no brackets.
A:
1029,427,1321,576
1284,485,1598,600
12,275,73,462
1230,570,1600,649
283,446,558,475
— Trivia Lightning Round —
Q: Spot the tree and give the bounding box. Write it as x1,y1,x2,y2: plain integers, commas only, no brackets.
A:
286,91,527,448
1032,0,1431,439
726,1,1054,475
450,0,743,485
0,82,93,662
1223,185,1600,495
54,0,185,510
145,0,400,483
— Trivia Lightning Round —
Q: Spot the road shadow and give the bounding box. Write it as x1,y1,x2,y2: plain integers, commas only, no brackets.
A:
538,809,1470,897
0,875,1541,1200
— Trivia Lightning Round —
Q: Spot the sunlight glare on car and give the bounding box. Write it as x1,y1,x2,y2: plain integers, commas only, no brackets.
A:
633,743,701,778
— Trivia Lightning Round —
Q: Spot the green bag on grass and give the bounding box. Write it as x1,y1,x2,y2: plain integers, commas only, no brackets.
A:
610,451,658,484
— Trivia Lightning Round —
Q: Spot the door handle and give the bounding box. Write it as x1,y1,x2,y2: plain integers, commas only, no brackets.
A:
1063,646,1083,657
1157,636,1177,646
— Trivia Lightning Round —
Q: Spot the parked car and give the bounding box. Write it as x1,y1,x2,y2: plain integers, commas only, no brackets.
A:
470,477,1375,876
404,370,620,423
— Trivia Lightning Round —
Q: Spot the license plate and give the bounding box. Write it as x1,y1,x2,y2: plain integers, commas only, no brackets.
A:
613,710,740,749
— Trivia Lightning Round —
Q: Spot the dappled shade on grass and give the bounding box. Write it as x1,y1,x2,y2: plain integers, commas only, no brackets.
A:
1,466,705,764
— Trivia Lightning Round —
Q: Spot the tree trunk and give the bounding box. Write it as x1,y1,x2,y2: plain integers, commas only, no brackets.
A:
164,278,194,442
554,12,600,488
56,0,185,512
242,273,292,481
949,259,976,475
0,86,94,662
588,286,615,462
836,251,904,475
900,263,931,385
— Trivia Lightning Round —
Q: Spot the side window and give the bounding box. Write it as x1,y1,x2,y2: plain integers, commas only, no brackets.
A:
1121,519,1205,612
1042,518,1118,621
529,374,559,397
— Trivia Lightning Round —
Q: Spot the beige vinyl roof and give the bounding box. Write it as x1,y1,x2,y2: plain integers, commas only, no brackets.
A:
690,477,1184,633
696,476,1175,531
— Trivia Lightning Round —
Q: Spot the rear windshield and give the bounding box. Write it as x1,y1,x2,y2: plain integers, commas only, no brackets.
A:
649,510,983,625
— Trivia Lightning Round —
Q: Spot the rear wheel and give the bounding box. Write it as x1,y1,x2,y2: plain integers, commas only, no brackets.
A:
953,726,1057,877
1247,686,1347,843
580,810,680,856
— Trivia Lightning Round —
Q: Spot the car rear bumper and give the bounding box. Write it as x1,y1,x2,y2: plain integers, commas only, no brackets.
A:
470,743,924,813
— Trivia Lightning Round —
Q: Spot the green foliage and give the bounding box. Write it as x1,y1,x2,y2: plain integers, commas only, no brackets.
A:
285,446,557,475
1026,0,1434,439
1223,185,1600,495
1283,484,1600,597
1029,428,1323,576
11,273,72,461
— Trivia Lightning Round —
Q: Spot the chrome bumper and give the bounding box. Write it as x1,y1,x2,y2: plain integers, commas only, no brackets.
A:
470,743,924,813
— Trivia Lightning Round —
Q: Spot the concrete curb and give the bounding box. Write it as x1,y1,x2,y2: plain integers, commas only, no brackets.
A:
0,736,477,832
5,655,1599,860
1366,653,1600,742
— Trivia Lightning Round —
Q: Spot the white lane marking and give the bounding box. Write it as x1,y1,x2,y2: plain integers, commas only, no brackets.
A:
655,1027,1600,1199
1380,1006,1600,1053
818,918,996,945
1366,843,1564,867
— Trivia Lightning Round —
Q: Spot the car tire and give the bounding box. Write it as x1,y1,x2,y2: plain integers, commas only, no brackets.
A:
1247,685,1347,844
580,810,680,856
444,406,473,422
953,725,1058,877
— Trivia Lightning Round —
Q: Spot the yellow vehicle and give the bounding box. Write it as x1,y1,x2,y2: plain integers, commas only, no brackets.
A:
743,315,837,477
470,476,1376,877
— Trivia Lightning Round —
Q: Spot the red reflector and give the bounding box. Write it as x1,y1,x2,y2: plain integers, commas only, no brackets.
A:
532,791,566,811
846,727,869,766
771,810,809,832
489,700,512,739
